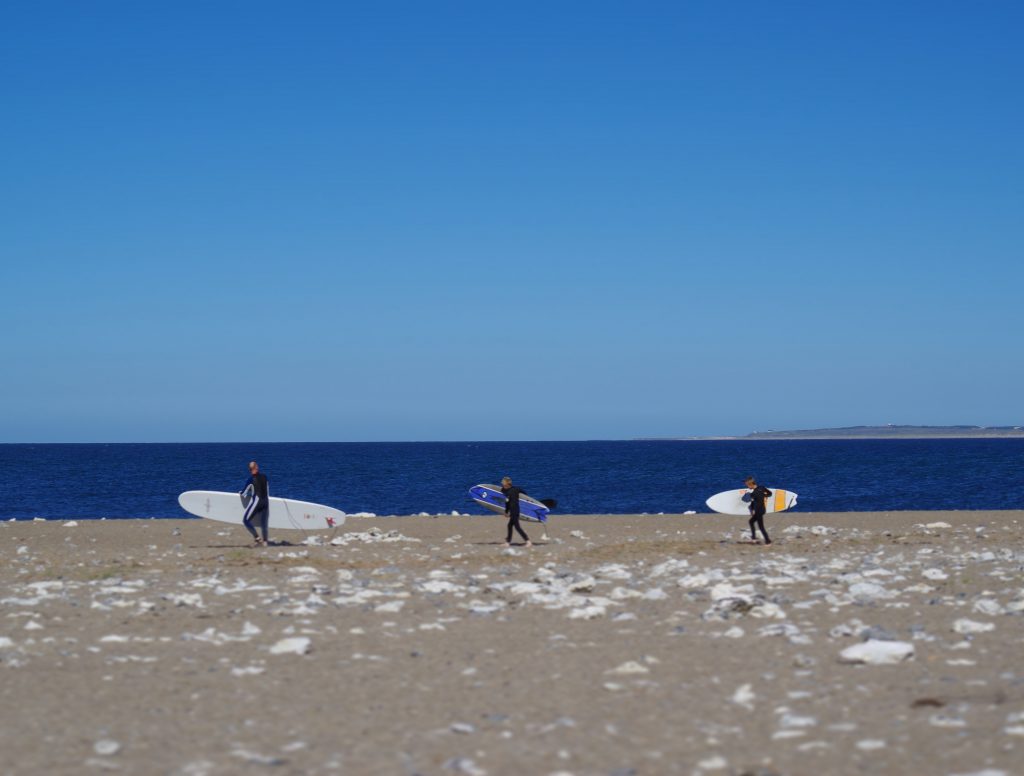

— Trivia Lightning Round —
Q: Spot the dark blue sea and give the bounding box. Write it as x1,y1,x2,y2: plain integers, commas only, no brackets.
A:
1,440,1022,520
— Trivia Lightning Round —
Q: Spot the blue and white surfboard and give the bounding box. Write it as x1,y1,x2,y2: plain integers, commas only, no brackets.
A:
469,484,550,523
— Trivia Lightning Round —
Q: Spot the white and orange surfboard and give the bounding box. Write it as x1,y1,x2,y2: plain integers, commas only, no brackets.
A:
705,488,798,515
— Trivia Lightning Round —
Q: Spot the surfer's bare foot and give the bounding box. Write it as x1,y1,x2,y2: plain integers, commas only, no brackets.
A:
525,541,533,548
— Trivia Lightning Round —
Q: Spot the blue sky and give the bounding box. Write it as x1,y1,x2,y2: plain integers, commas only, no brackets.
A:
1,1,1021,441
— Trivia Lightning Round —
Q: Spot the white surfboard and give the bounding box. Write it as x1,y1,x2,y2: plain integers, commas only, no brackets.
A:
178,490,346,531
705,488,798,516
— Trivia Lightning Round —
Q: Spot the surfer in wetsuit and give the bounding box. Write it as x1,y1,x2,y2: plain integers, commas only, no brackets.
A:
501,476,533,548
241,461,270,546
744,476,772,545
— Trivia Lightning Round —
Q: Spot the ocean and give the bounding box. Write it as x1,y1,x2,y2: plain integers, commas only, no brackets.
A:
1,439,1023,520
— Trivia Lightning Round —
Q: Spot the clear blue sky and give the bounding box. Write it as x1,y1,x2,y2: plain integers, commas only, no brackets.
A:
1,1,1021,442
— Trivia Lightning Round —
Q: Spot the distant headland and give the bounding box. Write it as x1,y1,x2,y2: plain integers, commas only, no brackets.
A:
645,425,1024,440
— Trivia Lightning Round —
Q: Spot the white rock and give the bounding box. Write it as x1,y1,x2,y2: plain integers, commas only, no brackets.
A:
609,587,643,600
231,666,265,677
780,714,817,728
953,618,994,635
929,714,966,728
848,581,895,602
0,637,15,649
838,640,914,665
649,558,690,577
568,605,606,620
594,564,633,581
922,568,948,581
696,755,727,769
972,599,1004,616
606,661,649,676
269,637,311,656
678,573,712,588
732,684,755,710
94,740,121,756
856,739,886,751
63,521,79,527
419,579,462,594
165,593,204,608
750,602,786,620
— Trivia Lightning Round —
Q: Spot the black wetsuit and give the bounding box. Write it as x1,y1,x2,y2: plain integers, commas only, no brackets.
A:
241,472,270,542
747,484,772,543
502,485,530,544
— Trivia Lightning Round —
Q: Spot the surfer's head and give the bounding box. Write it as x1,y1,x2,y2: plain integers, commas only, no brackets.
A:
249,461,260,475
501,476,512,487
745,476,756,487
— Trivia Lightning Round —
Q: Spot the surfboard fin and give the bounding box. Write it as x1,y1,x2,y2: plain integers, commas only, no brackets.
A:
540,499,557,510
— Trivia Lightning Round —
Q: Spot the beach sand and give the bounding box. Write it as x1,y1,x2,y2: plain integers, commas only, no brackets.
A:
2,511,1023,775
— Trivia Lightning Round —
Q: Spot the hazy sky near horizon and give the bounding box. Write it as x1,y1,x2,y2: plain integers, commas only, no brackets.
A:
2,1,1022,442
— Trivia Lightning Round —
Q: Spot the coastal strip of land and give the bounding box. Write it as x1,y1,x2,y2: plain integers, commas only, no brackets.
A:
643,424,1024,440
2,511,1023,775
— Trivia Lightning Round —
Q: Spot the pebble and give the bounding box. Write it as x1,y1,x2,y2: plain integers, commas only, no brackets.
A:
93,739,121,756
606,661,649,675
269,637,311,656
856,739,886,751
839,640,914,665
732,684,756,710
697,755,727,769
953,619,995,635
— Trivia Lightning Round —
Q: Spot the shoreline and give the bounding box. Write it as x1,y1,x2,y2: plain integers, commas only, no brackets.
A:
8,507,1024,523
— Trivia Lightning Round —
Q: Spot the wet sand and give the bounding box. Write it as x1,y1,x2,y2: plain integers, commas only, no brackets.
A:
2,511,1023,775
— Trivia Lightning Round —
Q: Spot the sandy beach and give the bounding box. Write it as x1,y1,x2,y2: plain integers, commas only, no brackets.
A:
2,511,1023,775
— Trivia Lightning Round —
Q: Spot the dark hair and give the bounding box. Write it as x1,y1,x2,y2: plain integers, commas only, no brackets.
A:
745,475,756,482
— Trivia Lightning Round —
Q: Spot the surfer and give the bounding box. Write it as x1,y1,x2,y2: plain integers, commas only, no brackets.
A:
501,476,533,548
744,476,772,545
241,461,270,546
